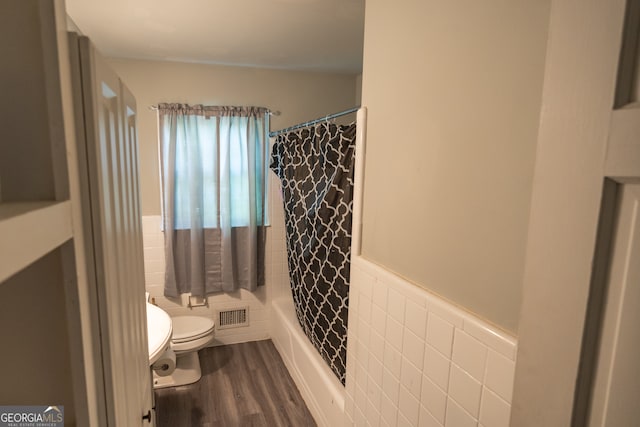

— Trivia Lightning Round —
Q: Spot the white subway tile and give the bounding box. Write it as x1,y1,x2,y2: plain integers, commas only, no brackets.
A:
398,385,420,427
370,262,398,285
403,329,425,369
350,254,368,271
144,272,164,287
150,215,162,227
384,343,403,380
372,279,388,309
445,398,477,427
355,357,368,387
355,407,366,427
369,352,384,388
369,330,385,363
385,316,404,352
143,246,164,261
355,382,367,415
346,373,356,398
484,349,516,403
280,261,289,276
350,290,360,317
452,329,488,381
264,258,273,277
398,413,414,427
427,297,464,329
349,315,359,340
371,303,387,337
479,387,511,427
380,392,398,427
463,317,517,361
367,376,383,409
271,246,285,263
449,363,482,418
140,221,160,235
354,266,375,298
359,294,372,325
421,376,447,424
349,264,362,285
405,300,428,338
387,288,406,324
140,215,154,227
143,260,165,274
358,317,371,349
345,394,354,418
346,349,356,378
366,399,381,427
145,284,163,296
347,256,518,427
143,233,164,248
382,366,401,402
419,405,444,427
424,344,451,391
400,356,423,398
398,282,428,308
426,313,454,358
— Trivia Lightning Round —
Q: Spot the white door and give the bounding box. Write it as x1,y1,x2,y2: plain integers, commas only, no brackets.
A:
511,0,640,424
70,34,152,426
589,184,640,426
587,1,640,424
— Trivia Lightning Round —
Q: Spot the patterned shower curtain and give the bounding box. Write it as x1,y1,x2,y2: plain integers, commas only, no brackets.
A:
270,121,356,384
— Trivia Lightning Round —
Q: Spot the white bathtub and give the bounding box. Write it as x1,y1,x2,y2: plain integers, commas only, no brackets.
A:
270,297,345,427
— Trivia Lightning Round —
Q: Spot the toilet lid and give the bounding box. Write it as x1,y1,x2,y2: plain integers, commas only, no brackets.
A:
171,316,215,343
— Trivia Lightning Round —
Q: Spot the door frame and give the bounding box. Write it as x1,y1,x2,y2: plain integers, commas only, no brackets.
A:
511,0,638,425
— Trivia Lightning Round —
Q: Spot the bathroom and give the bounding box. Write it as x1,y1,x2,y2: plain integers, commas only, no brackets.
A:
2,0,639,426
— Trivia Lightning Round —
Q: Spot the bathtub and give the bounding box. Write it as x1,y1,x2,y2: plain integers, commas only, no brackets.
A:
270,297,345,427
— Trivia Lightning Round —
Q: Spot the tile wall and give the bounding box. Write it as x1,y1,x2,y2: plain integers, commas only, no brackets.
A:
344,256,517,427
141,173,290,346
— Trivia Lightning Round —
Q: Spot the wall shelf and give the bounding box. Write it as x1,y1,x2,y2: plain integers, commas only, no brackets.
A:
0,201,73,282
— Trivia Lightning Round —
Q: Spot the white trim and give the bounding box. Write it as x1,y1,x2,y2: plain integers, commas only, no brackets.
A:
512,0,629,425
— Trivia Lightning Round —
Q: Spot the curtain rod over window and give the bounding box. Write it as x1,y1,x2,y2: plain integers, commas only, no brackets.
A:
268,106,360,138
148,103,280,117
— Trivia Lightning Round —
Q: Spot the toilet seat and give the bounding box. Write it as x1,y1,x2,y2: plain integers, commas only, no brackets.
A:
170,316,215,354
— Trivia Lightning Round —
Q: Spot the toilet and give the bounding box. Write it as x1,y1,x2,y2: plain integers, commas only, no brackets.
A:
153,315,216,389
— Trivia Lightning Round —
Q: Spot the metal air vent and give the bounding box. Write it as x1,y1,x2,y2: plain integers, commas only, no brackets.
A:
217,307,249,329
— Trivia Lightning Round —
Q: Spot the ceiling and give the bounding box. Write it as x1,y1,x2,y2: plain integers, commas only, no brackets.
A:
66,0,365,74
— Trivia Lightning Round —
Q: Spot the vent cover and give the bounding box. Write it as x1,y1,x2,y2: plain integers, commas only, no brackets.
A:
217,307,249,329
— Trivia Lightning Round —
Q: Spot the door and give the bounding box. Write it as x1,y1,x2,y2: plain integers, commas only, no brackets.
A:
586,1,640,422
511,0,640,425
589,184,640,426
69,34,152,426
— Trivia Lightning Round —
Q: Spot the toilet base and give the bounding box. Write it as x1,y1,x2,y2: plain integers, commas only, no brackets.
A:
153,351,202,389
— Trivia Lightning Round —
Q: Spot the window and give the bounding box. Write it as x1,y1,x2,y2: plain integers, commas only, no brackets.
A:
159,106,269,230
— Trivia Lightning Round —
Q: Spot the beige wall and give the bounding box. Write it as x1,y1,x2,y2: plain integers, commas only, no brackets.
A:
0,250,76,424
108,58,359,215
360,0,550,333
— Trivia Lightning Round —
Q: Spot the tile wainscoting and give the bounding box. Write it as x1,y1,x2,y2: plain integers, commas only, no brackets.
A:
344,256,517,427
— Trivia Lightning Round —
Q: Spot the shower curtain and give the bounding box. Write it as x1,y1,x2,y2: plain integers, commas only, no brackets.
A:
270,121,357,384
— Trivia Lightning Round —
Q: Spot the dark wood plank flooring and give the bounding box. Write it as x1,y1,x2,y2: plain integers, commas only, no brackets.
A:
155,339,317,427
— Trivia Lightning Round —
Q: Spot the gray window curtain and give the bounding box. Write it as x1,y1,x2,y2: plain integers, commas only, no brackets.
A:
158,103,268,297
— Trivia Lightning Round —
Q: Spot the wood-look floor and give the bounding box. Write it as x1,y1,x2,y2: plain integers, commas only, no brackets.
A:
155,339,317,427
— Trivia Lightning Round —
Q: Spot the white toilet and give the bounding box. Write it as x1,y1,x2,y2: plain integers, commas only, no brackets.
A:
153,315,216,389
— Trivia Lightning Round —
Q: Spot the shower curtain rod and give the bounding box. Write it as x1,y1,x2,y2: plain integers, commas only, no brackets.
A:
268,106,360,138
